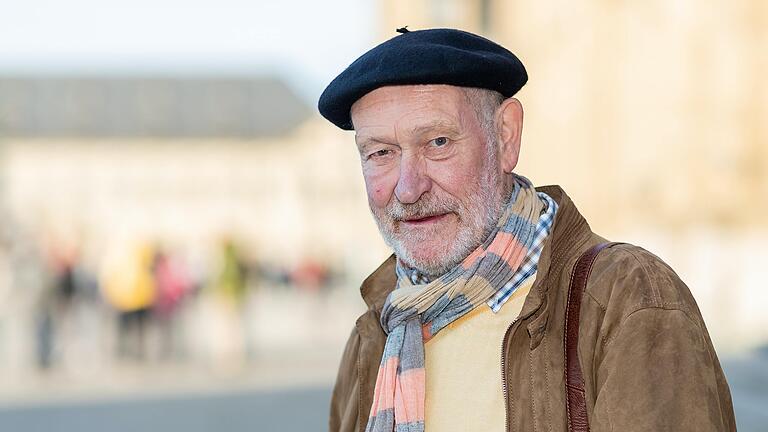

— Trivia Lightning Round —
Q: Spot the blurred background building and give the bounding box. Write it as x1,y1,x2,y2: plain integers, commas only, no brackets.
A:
0,0,765,431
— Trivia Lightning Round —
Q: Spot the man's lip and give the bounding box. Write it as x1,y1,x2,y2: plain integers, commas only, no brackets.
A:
401,213,449,224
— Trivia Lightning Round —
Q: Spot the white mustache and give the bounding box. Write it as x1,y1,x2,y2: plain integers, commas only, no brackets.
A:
386,196,459,221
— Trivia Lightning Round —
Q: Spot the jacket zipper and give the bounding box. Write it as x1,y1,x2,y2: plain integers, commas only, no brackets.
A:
500,317,520,432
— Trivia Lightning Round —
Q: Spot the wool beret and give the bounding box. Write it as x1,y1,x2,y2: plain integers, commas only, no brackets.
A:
318,28,528,130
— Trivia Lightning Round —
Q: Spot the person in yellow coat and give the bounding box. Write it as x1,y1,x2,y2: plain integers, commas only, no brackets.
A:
100,240,156,361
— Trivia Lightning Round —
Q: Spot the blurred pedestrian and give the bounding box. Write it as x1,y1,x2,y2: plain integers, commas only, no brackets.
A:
35,238,80,369
100,241,156,362
202,237,253,368
151,248,192,361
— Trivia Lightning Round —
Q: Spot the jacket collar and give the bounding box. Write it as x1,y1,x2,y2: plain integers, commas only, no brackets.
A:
360,254,397,311
515,185,595,330
359,185,595,313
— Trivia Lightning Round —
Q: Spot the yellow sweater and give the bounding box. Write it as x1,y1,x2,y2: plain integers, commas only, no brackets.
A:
424,275,535,431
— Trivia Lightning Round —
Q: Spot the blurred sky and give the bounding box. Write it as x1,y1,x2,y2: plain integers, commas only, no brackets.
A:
0,0,376,102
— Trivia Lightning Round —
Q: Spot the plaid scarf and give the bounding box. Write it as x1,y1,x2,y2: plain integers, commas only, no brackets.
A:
366,175,545,432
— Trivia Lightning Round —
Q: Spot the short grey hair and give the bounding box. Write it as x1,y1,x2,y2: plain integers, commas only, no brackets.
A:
462,87,505,141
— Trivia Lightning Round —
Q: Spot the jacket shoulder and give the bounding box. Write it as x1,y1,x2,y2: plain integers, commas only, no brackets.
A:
585,243,702,321
579,244,736,431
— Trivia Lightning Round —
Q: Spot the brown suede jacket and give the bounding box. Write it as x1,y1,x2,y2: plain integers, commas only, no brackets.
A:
329,185,737,432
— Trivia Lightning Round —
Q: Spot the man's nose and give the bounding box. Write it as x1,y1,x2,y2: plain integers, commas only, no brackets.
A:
394,154,432,204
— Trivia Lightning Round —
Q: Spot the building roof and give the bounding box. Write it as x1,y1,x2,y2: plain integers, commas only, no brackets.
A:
0,76,310,138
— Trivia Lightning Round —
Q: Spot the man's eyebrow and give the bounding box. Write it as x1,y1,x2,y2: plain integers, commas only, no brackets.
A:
407,120,460,137
354,135,396,149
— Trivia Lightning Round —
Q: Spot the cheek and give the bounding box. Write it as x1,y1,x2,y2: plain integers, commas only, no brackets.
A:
427,158,480,199
363,170,398,208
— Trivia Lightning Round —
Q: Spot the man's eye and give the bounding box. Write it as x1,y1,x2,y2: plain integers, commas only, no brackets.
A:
430,137,449,147
368,149,392,159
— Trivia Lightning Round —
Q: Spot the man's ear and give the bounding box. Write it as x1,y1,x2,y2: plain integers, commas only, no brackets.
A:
495,97,524,174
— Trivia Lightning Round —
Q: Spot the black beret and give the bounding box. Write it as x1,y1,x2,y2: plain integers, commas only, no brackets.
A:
318,28,528,130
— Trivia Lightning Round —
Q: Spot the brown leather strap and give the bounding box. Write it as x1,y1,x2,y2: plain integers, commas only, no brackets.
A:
564,242,621,432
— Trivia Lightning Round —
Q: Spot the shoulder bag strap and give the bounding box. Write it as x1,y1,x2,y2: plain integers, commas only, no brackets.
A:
565,242,622,432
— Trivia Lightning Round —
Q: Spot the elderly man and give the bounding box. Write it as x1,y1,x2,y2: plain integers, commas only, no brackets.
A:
318,28,735,432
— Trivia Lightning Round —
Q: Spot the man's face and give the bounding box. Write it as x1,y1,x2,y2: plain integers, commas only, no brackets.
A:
351,85,508,276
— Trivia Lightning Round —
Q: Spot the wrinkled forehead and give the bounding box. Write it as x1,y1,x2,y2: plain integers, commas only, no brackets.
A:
350,84,476,136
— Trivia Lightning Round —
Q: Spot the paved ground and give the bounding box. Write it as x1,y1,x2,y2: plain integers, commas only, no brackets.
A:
0,355,764,432
0,386,331,432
